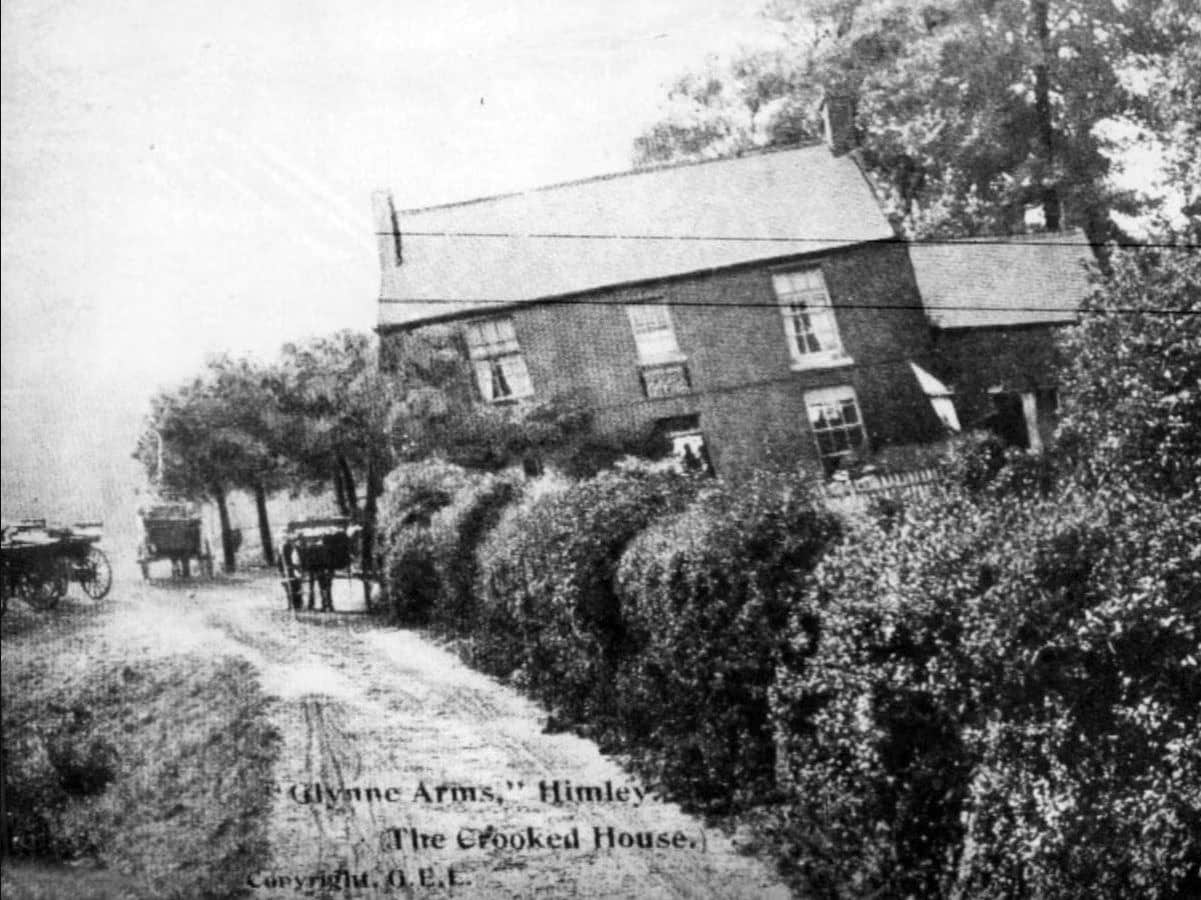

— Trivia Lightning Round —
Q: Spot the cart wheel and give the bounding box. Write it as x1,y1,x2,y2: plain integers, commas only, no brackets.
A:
23,566,66,611
79,548,113,599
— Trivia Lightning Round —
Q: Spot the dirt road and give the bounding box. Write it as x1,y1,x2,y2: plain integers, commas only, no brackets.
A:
39,568,793,899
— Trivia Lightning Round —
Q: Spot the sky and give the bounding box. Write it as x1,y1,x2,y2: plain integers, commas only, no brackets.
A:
1,0,780,532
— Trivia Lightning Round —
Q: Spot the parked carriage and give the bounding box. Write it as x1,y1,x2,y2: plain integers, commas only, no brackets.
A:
1,520,112,613
136,503,229,579
278,517,359,612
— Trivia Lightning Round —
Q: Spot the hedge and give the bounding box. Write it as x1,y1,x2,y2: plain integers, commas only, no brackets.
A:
378,458,474,623
772,482,1201,898
614,472,840,810
472,466,700,726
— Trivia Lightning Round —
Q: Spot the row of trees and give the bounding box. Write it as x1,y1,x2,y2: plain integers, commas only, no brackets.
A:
635,0,1200,240
134,332,396,572
134,330,665,573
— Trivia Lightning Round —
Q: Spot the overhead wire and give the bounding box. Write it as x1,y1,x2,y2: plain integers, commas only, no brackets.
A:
378,295,1198,317
375,229,1199,251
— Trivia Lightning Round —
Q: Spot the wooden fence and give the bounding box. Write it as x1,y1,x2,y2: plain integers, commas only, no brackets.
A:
816,467,944,514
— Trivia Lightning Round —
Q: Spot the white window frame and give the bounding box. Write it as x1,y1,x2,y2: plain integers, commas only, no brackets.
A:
626,300,685,365
464,317,534,403
804,385,868,475
772,269,852,370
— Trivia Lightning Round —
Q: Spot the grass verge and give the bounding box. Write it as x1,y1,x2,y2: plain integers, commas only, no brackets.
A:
3,653,279,899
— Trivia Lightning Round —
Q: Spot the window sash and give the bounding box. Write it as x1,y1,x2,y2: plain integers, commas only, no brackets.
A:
473,355,532,401
464,317,533,401
626,303,681,363
773,270,843,361
805,387,866,468
465,318,520,359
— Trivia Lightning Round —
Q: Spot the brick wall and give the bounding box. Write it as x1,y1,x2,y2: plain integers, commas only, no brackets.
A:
382,241,947,479
930,324,1067,431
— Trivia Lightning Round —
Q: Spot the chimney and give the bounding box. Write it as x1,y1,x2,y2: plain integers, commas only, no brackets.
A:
821,90,857,156
371,190,402,268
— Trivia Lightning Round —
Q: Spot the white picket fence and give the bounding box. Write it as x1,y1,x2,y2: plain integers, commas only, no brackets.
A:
816,467,944,514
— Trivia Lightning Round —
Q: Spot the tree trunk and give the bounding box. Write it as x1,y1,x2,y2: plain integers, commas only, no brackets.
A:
361,459,384,609
338,454,360,514
254,482,275,567
333,463,349,516
214,488,237,573
1032,0,1060,231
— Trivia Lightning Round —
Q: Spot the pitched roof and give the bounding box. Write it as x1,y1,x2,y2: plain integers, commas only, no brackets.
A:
909,230,1095,329
376,144,895,328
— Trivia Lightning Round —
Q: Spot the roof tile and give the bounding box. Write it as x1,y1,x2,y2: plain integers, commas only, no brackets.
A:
376,144,894,327
909,231,1095,329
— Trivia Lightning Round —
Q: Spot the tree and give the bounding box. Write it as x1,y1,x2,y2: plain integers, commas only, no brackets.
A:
276,331,407,596
201,354,293,566
636,0,1200,240
633,49,822,166
1055,233,1201,498
135,369,263,572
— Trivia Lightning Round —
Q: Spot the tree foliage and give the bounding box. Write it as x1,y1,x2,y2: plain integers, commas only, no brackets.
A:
135,332,410,573
635,0,1200,238
771,240,1201,896
134,356,282,570
1055,235,1201,498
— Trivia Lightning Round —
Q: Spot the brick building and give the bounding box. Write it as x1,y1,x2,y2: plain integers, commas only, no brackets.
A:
374,145,1093,479
910,231,1095,452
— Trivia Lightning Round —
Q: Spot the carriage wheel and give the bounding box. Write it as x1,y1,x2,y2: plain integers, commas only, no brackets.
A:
22,564,67,610
79,548,113,599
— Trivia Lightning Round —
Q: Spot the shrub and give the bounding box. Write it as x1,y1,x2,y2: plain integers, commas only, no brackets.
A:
426,473,522,633
378,459,473,622
772,484,1201,898
1055,241,1200,499
614,473,840,810
473,468,698,723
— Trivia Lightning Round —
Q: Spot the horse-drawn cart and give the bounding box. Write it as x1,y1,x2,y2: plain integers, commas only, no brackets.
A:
278,517,360,611
136,503,221,580
1,521,112,613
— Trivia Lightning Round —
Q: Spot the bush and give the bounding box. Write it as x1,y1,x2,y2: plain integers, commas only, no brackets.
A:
473,468,698,723
614,473,840,810
1055,242,1200,499
378,459,473,622
426,473,522,633
772,484,1201,898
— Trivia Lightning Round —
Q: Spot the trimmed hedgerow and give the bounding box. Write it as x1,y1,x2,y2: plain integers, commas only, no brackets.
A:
378,458,473,623
771,483,1201,899
614,472,840,811
473,467,699,726
426,472,522,634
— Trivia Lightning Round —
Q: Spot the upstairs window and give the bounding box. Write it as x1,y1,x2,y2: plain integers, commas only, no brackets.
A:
804,385,867,476
773,269,848,368
464,317,533,402
626,301,683,364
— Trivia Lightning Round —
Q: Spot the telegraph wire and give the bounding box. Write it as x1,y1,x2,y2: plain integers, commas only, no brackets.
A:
375,229,1199,251
559,353,953,416
378,295,1200,317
